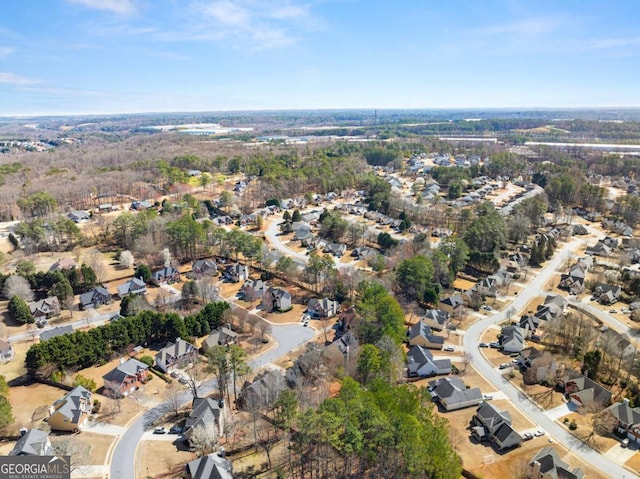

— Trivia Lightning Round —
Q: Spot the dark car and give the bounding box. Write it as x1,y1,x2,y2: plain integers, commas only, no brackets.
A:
169,426,183,434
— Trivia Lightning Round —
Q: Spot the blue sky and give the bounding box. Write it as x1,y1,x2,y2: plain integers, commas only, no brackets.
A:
1,0,639,115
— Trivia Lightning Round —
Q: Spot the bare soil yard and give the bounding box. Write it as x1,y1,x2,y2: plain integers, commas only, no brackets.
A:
137,437,196,478
8,382,67,433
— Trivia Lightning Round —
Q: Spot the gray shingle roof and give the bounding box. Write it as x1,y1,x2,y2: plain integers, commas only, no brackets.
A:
186,453,233,479
102,358,149,385
9,429,50,456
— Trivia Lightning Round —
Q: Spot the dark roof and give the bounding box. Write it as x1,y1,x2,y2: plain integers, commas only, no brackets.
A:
186,453,233,479
605,400,640,426
40,325,74,341
184,398,222,438
102,358,149,384
9,429,50,456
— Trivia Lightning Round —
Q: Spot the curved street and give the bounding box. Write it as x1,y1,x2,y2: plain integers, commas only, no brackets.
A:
463,234,640,479
109,322,315,479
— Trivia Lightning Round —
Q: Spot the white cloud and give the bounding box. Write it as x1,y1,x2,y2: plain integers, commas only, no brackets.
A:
0,72,40,85
184,0,314,49
587,37,640,50
477,17,564,36
66,0,138,15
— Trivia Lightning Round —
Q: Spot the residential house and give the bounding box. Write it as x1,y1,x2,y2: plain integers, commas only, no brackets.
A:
559,258,591,294
500,325,525,353
428,377,483,411
185,452,233,479
439,294,464,315
189,259,218,278
262,287,292,313
49,257,76,271
155,338,198,373
586,241,612,257
102,358,150,397
240,279,267,301
408,320,445,350
407,345,452,377
202,327,239,350
184,397,225,444
238,370,287,410
223,264,248,283
28,297,61,321
307,298,340,319
535,295,567,321
323,242,347,257
471,402,523,451
593,283,621,305
131,200,154,210
518,315,541,339
421,309,449,332
529,447,584,479
151,266,180,286
560,374,612,407
9,429,52,456
40,325,74,341
117,277,147,298
0,338,14,362
335,307,356,338
79,286,112,310
48,386,92,432
604,398,640,445
351,246,377,261
67,210,90,223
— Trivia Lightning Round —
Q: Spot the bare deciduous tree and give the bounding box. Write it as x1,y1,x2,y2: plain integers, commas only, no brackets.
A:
196,277,219,303
258,321,272,343
52,438,90,472
189,422,219,457
85,250,108,283
3,275,33,301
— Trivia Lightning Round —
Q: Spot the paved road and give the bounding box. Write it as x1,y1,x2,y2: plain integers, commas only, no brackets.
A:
7,310,116,343
463,235,640,479
110,322,314,479
566,297,640,345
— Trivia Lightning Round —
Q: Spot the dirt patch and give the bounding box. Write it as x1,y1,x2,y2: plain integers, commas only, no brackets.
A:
557,411,619,452
519,296,545,317
8,382,68,433
51,432,113,465
136,437,196,478
625,450,640,470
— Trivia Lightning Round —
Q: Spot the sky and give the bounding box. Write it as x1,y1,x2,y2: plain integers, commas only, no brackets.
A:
1,0,640,116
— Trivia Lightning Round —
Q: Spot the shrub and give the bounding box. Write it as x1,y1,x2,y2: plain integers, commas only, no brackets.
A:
569,420,577,431
139,355,154,367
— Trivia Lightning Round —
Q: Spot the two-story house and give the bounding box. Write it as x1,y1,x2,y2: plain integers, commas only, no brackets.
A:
102,358,150,397
155,338,198,373
48,386,92,432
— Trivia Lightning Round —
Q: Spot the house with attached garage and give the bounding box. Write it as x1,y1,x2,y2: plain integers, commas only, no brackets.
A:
471,402,523,451
240,278,267,301
28,296,61,321
151,266,181,286
102,358,150,397
262,287,292,313
117,277,147,297
500,325,525,353
202,327,239,350
407,345,452,377
528,446,584,479
428,377,483,412
183,397,225,444
421,309,449,332
49,257,76,272
155,338,198,373
223,264,248,283
604,398,640,445
48,386,92,432
188,259,217,278
593,283,621,305
9,429,52,456
439,294,464,316
79,286,112,310
67,210,90,223
408,320,445,350
559,373,612,408
307,297,340,318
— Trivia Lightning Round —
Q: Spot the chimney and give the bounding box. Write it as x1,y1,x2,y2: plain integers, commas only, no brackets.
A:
531,460,541,478
624,398,630,406
218,446,225,458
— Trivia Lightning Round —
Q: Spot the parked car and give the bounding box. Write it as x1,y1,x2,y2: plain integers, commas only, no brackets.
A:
153,427,166,434
609,309,618,314
483,394,493,400
534,430,545,437
443,346,455,352
169,426,183,435
622,438,630,448
489,342,500,349
498,363,510,369
523,432,533,440
479,342,489,348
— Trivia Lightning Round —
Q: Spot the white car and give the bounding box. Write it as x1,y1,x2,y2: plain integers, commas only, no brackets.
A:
534,430,545,437
443,346,455,352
